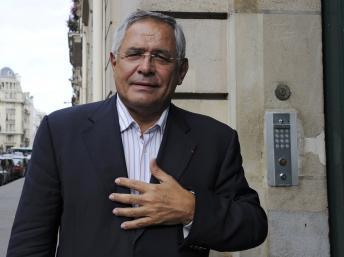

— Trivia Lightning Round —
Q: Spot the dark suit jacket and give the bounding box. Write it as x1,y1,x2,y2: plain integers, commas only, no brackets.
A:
7,95,267,257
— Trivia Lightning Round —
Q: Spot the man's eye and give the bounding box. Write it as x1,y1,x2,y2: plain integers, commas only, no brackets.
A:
125,52,142,58
153,54,170,62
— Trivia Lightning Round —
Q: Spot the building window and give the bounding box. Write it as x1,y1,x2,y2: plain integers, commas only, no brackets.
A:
6,108,16,132
6,123,15,132
6,135,14,142
6,108,15,121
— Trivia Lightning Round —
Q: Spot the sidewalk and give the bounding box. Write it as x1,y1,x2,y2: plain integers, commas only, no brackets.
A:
0,178,24,257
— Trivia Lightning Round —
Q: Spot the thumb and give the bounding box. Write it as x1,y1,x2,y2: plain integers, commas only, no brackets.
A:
150,159,170,183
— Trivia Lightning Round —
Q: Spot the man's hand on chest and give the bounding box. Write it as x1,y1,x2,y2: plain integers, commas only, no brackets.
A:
109,159,195,230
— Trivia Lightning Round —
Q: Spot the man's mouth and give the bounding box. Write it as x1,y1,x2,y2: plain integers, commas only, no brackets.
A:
130,81,158,87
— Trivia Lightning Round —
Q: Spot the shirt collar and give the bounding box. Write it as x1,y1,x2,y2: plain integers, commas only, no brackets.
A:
116,95,169,134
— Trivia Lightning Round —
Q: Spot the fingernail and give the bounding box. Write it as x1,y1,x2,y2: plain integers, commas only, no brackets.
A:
113,208,118,215
115,178,121,184
121,223,126,229
109,194,114,200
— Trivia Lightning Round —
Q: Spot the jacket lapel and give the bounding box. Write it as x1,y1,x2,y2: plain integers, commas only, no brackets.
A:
154,105,197,182
82,95,130,196
134,104,197,243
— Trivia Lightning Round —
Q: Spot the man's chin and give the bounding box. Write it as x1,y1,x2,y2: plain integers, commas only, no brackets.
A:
125,97,168,113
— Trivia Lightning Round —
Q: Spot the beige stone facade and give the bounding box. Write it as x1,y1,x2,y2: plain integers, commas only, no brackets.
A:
70,1,328,256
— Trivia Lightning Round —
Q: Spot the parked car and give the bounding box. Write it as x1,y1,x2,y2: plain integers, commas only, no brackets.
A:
0,154,27,182
0,168,10,186
11,157,25,178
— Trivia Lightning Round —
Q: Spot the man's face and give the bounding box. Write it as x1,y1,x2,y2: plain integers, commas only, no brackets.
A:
110,19,188,115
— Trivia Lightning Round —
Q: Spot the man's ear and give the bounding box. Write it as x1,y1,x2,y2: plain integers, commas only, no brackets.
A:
177,58,189,85
110,52,117,71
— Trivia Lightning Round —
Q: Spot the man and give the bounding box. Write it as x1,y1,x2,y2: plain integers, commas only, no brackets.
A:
7,10,267,257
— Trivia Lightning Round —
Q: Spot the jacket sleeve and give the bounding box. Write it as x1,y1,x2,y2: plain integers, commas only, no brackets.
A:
6,116,62,257
183,130,268,252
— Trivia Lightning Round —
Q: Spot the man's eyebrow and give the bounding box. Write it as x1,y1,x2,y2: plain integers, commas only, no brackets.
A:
151,49,172,54
125,47,145,52
124,47,173,54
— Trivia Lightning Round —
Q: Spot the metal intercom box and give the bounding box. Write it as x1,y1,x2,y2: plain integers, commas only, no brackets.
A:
265,112,298,186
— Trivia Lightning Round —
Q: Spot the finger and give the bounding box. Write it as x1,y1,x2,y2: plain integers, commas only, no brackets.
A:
109,193,142,205
112,206,147,218
121,217,153,230
115,177,150,193
150,159,172,183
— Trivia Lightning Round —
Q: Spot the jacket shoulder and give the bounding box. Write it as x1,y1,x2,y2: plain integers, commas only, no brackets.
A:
47,97,115,126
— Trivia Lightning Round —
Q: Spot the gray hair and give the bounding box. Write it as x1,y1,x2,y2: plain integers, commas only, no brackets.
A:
111,10,186,60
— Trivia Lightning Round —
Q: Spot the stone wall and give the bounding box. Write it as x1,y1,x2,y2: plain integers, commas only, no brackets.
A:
229,1,328,257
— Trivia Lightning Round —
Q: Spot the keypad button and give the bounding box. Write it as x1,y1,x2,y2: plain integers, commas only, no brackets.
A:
278,158,288,166
280,173,287,180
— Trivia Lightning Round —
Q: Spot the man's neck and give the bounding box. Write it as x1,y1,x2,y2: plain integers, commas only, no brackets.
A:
117,95,169,133
126,107,163,133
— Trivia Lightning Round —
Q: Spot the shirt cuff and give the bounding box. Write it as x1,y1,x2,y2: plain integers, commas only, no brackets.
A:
182,220,193,238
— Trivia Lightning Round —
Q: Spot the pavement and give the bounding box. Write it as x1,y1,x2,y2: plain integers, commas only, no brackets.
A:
0,178,24,257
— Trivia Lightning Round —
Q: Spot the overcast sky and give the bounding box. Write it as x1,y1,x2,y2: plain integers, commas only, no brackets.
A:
0,1,73,114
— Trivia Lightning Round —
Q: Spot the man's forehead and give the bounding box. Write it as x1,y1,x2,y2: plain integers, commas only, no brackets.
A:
121,19,176,49
139,31,157,40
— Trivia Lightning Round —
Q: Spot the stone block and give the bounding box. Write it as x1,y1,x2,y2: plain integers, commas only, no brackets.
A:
210,251,235,257
176,19,228,93
300,152,326,177
258,0,321,12
240,242,268,257
230,0,321,13
266,176,327,212
230,14,265,164
136,0,229,12
268,210,330,257
115,0,228,13
172,99,229,124
232,0,259,13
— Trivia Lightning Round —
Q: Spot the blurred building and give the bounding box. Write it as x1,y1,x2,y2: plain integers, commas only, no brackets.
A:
67,1,344,257
67,0,82,105
0,67,44,152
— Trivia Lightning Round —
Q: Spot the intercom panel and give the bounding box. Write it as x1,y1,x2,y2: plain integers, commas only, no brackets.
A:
265,112,298,186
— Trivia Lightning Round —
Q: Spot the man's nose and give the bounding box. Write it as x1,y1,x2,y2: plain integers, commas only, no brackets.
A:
137,55,155,75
